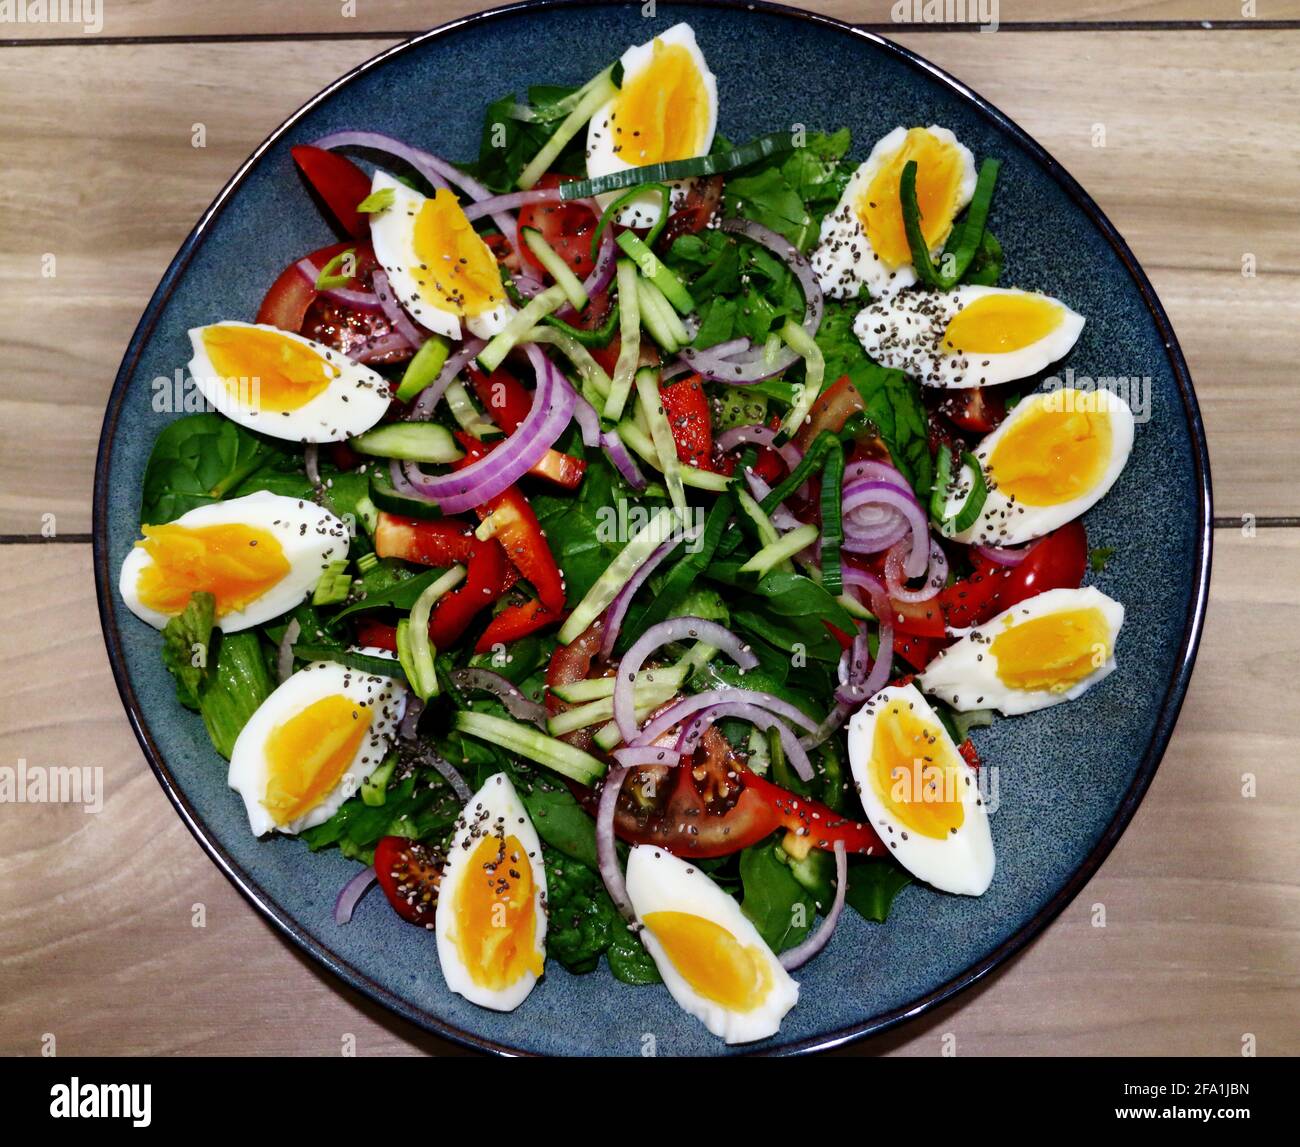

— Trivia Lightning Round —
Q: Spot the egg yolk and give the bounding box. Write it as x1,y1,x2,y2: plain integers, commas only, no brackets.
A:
641,911,773,1012
453,832,543,991
200,326,336,412
869,702,965,840
988,391,1113,506
610,39,710,165
942,292,1064,355
135,522,290,618
857,128,966,270
411,189,503,317
991,607,1110,693
261,695,373,826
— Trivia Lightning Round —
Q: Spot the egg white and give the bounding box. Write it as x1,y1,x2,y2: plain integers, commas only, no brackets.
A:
854,284,1086,389
625,845,798,1044
367,170,513,342
943,386,1135,546
811,125,977,301
118,492,350,633
186,322,391,443
435,772,548,1012
227,651,407,836
847,684,994,896
920,586,1125,717
585,22,719,227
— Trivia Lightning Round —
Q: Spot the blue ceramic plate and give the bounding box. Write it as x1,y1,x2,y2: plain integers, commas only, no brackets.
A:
94,0,1211,1056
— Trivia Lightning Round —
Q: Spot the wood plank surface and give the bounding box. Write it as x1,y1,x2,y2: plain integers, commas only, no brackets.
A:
0,535,1294,1056
2,1,1295,42
1,28,1296,534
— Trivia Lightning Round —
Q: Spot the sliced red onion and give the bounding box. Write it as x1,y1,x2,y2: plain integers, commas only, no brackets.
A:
514,273,546,298
351,330,414,364
311,131,451,192
634,687,817,750
462,187,562,220
304,444,321,488
421,746,472,804
678,703,813,782
612,745,682,768
556,207,617,318
399,695,424,740
596,766,634,920
402,348,574,514
975,541,1035,567
410,337,486,420
568,384,603,449
841,566,890,615
294,257,384,312
616,619,758,746
884,537,949,604
372,269,428,350
451,668,547,729
743,470,803,533
600,518,705,659
601,427,647,490
680,219,823,383
334,867,378,926
779,841,847,970
660,359,692,382
841,479,930,577
276,618,301,683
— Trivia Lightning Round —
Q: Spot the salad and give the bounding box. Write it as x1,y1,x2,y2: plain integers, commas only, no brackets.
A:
119,22,1135,1045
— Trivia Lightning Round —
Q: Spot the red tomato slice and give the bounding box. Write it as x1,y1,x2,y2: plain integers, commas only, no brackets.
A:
518,173,598,278
290,145,372,239
373,836,441,926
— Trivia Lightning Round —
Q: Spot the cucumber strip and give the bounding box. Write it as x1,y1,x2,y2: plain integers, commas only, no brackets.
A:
819,439,845,594
635,276,688,353
369,470,442,520
360,752,397,807
838,593,876,622
477,284,568,373
394,334,450,403
443,377,500,441
454,710,606,786
616,420,731,491
312,560,352,607
546,681,678,737
516,71,618,191
777,319,826,438
525,324,612,404
558,504,682,644
738,524,819,577
550,661,689,704
635,367,687,515
559,131,798,201
508,65,614,126
541,302,620,349
590,183,670,261
398,564,465,701
521,226,589,311
735,488,781,549
615,230,694,314
603,258,642,421
350,422,463,464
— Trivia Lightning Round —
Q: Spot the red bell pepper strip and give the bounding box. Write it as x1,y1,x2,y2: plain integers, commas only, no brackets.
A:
466,364,586,490
475,598,563,653
354,618,399,654
290,145,372,239
658,374,715,470
373,512,477,567
428,535,510,649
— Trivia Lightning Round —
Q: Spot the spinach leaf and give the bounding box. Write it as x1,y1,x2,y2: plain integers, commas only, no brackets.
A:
469,86,587,195
194,629,274,760
299,771,462,862
160,590,215,708
740,839,815,952
522,781,599,869
140,412,280,525
329,564,449,626
844,858,912,924
607,922,662,985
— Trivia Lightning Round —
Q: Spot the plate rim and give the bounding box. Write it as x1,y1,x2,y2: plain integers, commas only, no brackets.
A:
91,0,1213,1058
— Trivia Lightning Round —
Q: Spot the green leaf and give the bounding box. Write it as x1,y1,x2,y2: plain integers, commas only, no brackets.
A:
195,630,274,760
160,591,215,708
740,839,815,952
299,771,462,861
844,858,911,924
522,781,600,869
1089,545,1116,573
329,564,449,626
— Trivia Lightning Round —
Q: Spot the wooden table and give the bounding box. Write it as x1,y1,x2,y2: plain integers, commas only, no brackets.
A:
1,1,1297,1058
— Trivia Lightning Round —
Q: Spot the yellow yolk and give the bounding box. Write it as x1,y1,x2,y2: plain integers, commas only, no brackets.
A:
453,833,543,991
262,695,372,826
201,326,335,412
135,522,290,617
988,393,1114,506
411,189,502,317
642,911,773,1012
611,39,710,165
991,607,1110,692
942,293,1064,355
869,702,965,840
858,128,966,270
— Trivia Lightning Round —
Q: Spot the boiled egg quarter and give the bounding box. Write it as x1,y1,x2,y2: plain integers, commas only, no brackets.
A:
920,586,1125,717
585,22,719,227
119,492,349,633
625,845,798,1044
186,321,391,443
228,652,407,836
855,284,1086,389
812,125,976,300
367,170,512,342
436,772,547,1012
847,683,994,896
944,386,1135,547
